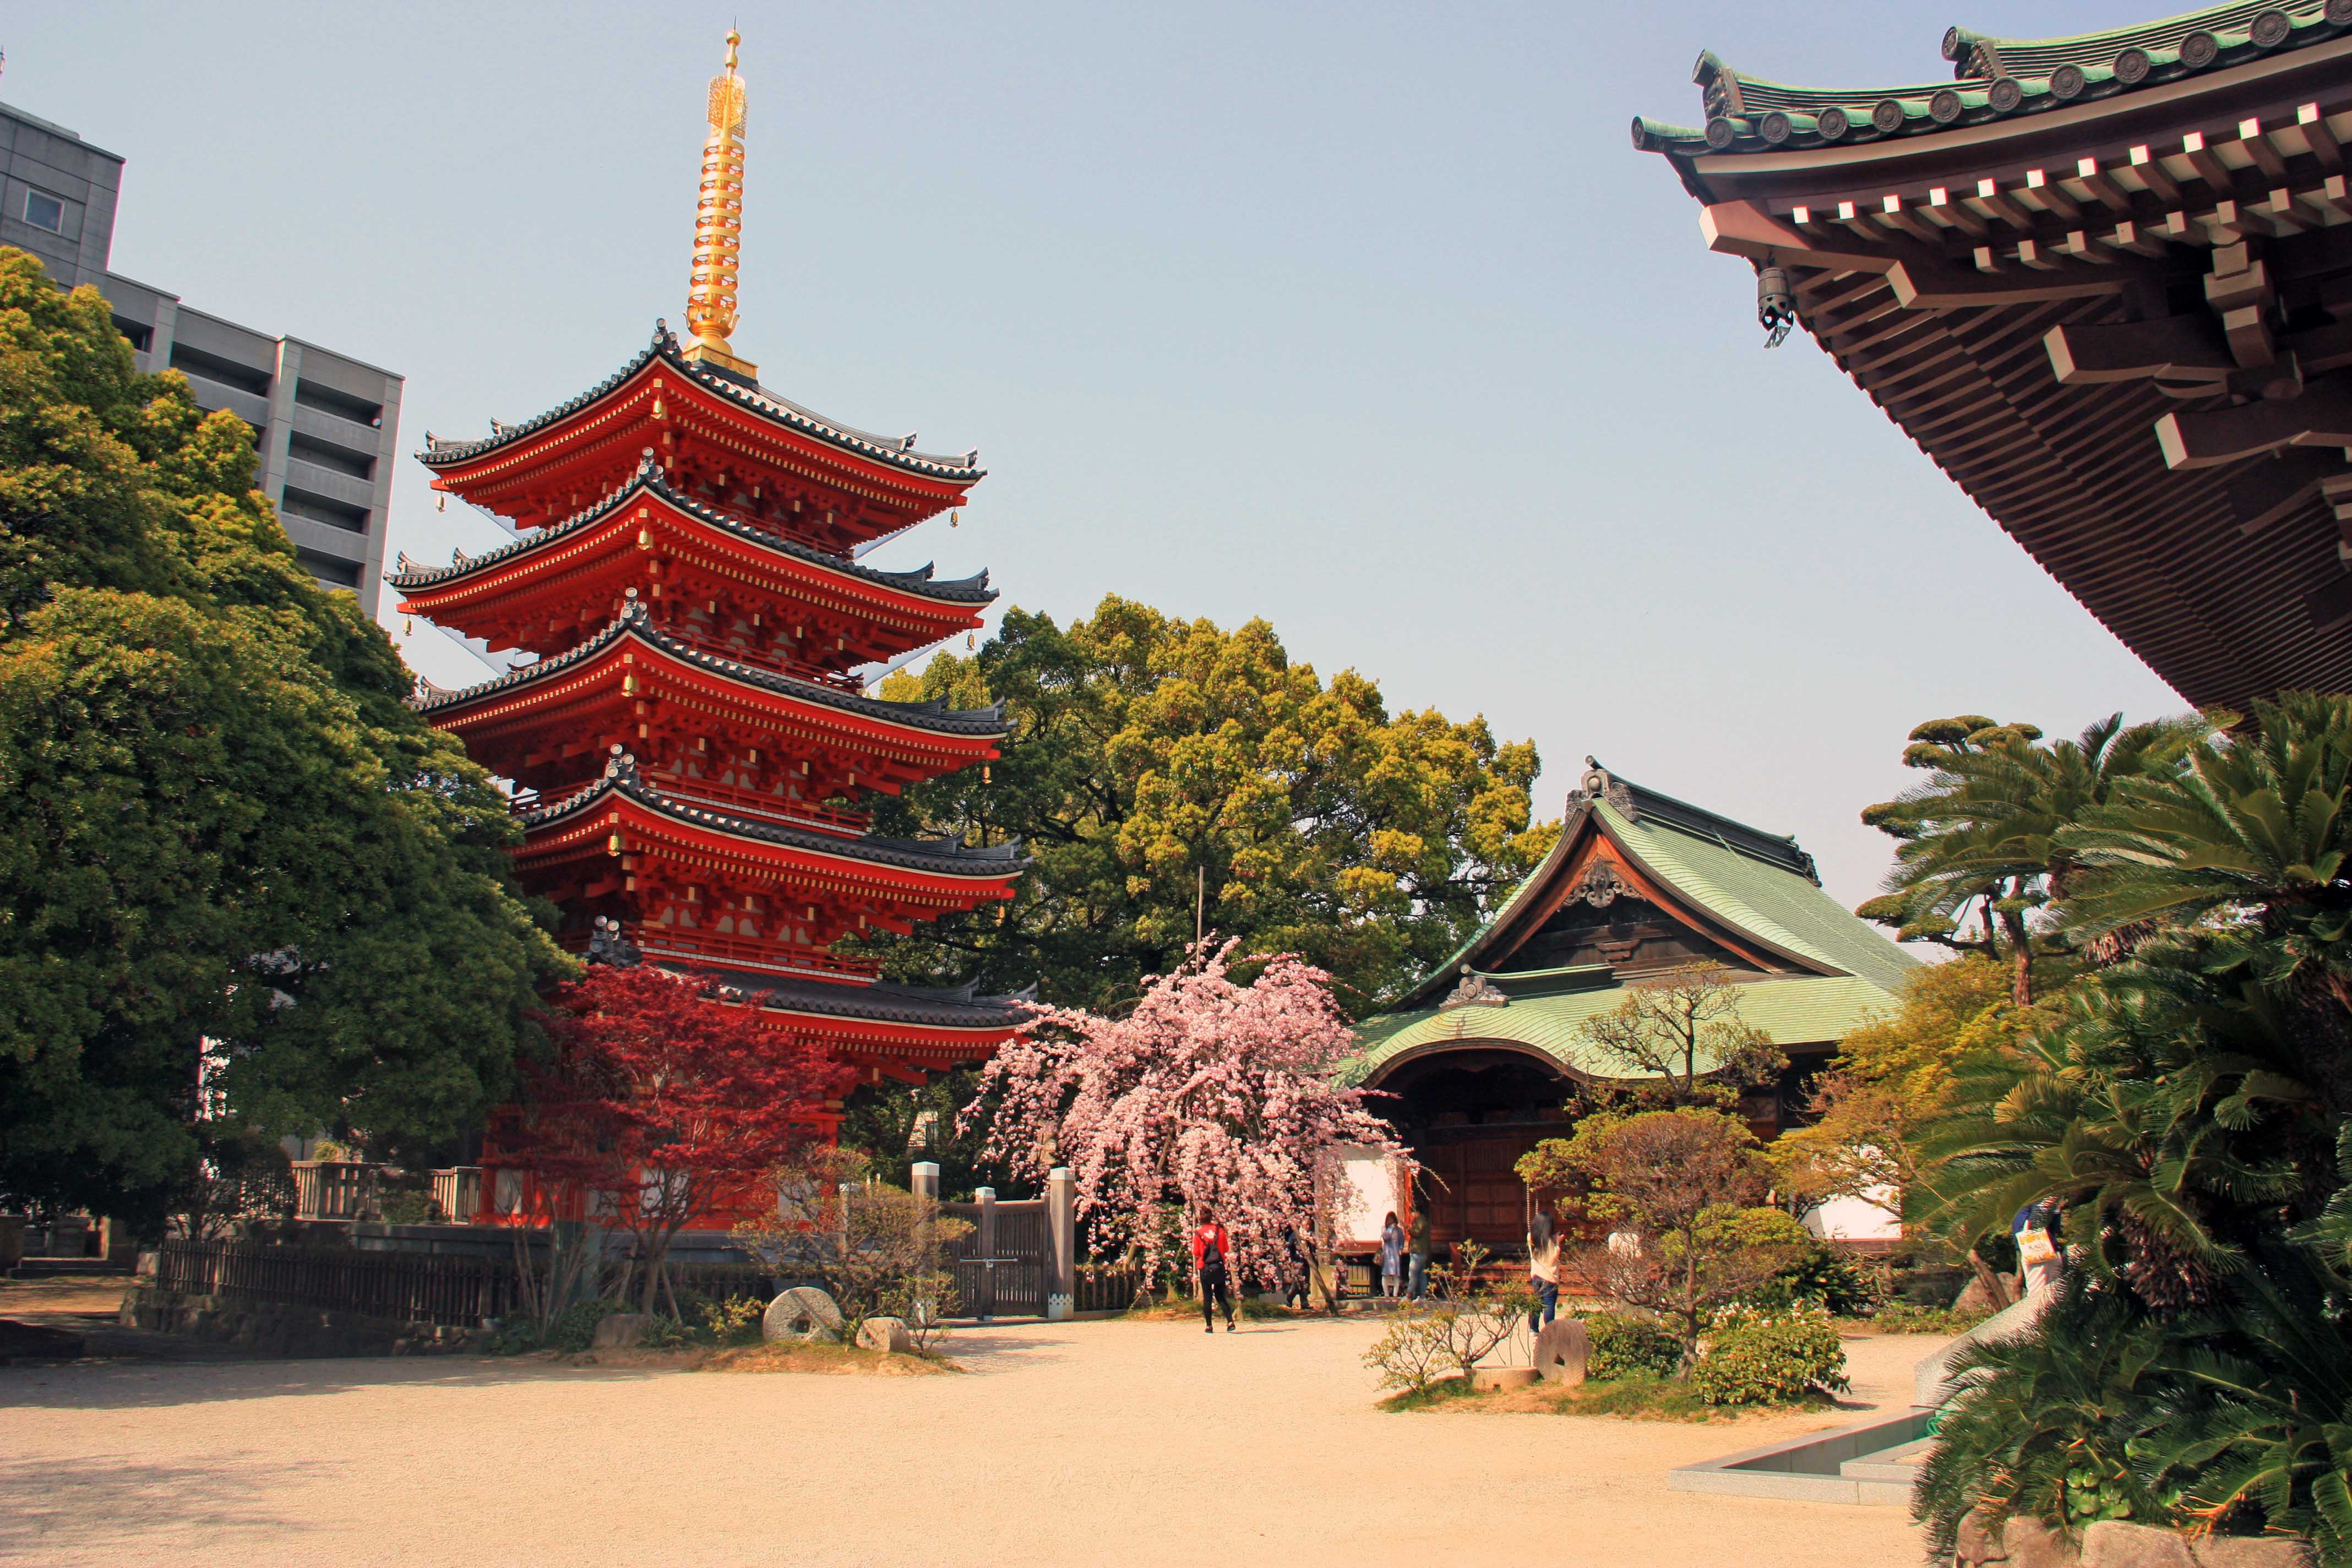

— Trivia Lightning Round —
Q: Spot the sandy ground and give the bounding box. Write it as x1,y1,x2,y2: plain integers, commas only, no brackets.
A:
0,1315,1948,1568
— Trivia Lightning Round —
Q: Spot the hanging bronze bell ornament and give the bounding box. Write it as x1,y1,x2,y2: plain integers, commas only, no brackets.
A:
1757,265,1796,349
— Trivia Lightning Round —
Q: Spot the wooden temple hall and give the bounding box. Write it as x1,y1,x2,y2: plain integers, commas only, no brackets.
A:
390,32,1032,1109
1350,763,1913,1254
1637,1,2352,710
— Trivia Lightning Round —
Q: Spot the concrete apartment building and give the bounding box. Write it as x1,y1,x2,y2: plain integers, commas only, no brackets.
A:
2,101,401,612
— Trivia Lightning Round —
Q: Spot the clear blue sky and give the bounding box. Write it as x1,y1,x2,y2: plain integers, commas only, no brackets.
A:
7,2,2186,914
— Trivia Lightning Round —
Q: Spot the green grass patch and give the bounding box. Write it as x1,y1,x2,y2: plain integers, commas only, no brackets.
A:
1375,1376,1477,1412
1557,1371,1842,1421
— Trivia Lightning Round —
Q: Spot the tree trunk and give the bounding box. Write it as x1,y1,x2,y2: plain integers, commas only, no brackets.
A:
2000,897,2034,1006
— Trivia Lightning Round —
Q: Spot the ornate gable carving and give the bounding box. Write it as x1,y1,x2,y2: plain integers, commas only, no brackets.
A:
1574,860,1630,907
1568,758,1639,823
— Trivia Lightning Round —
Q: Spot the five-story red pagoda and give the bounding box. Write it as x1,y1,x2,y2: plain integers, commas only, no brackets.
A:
391,31,1030,1093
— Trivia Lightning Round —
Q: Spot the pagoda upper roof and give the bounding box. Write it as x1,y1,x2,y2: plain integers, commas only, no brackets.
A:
413,597,1011,739
1633,1,2349,158
525,751,1028,881
417,320,985,485
386,458,994,606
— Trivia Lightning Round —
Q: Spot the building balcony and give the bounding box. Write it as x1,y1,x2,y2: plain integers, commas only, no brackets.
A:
176,372,271,431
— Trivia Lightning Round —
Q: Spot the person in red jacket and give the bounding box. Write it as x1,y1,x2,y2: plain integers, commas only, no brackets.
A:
1191,1207,1236,1333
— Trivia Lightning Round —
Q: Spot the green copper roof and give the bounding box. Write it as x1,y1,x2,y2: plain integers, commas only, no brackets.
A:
1389,763,1914,1013
1599,799,1917,994
1342,974,1898,1088
1356,762,1914,1077
1632,1,2348,158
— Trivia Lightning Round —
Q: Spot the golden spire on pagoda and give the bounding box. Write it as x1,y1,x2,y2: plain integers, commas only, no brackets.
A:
683,29,756,380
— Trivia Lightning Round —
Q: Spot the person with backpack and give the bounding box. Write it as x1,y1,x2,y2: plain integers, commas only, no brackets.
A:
1192,1207,1236,1333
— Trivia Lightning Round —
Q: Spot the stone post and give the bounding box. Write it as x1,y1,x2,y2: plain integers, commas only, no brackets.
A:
909,1162,943,1331
1046,1167,1076,1321
974,1186,997,1321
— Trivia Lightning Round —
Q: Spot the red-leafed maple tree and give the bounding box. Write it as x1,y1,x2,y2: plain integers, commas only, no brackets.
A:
521,965,846,1314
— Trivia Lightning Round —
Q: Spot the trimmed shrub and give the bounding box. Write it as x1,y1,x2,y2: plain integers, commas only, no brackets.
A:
1751,1240,1885,1317
546,1297,628,1353
1585,1312,1684,1380
1691,1303,1850,1406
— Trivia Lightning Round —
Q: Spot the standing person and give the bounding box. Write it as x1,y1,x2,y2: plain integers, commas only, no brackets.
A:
1407,1209,1431,1301
1527,1211,1560,1334
2012,1200,2065,1299
1280,1224,1309,1310
1379,1211,1407,1300
1192,1206,1236,1333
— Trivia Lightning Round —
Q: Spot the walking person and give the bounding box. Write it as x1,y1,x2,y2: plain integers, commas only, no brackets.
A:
1280,1223,1309,1310
1407,1210,1431,1300
1193,1206,1237,1333
1527,1211,1560,1334
1379,1210,1407,1300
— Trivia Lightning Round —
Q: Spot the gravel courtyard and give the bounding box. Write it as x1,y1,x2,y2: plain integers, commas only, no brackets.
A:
1,1314,1945,1567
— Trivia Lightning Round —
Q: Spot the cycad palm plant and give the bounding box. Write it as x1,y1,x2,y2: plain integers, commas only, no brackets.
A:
1860,714,2204,1004
2059,692,2352,1008
1924,950,2321,1309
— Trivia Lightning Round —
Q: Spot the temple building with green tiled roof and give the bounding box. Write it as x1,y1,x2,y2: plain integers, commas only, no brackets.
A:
1346,760,1914,1255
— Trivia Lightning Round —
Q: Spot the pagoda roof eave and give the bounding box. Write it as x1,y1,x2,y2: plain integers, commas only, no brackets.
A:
415,321,986,486
524,755,1028,883
1632,1,2352,160
672,961,1037,1033
386,459,995,608
412,598,1011,741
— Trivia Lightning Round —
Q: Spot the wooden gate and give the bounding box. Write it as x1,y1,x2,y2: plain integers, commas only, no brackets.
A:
939,1197,1050,1319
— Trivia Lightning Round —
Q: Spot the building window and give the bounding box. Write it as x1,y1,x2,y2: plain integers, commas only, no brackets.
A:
23,190,65,233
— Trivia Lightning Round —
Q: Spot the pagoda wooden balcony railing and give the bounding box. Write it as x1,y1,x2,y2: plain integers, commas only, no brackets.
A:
661,630,868,692
614,927,884,983
645,772,869,836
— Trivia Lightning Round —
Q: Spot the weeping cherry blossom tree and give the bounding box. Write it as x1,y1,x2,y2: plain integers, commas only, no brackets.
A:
966,940,1407,1294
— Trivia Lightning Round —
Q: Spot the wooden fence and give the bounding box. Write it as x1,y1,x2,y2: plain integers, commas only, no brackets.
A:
159,1240,522,1329
1073,1261,1145,1314
155,1242,782,1329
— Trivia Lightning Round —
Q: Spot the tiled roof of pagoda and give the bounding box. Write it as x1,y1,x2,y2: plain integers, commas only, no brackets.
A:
1632,0,2350,156
674,962,1037,1032
416,321,984,482
411,598,1011,737
385,456,994,605
526,751,1028,879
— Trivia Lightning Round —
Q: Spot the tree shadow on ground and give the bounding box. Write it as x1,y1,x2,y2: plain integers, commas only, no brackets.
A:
0,1452,322,1557
930,1327,1082,1373
0,1354,694,1413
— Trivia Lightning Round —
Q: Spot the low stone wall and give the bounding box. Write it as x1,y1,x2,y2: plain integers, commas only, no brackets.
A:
1958,1513,2314,1566
121,1286,490,1359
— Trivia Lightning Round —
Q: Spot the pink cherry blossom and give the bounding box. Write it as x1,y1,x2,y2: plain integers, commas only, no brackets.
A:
965,939,1408,1288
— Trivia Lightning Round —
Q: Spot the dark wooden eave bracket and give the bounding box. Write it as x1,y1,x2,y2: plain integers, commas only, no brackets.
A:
1698,200,2133,308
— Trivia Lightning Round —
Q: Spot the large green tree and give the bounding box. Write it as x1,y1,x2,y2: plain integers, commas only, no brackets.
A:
0,248,568,1227
861,595,1556,1014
